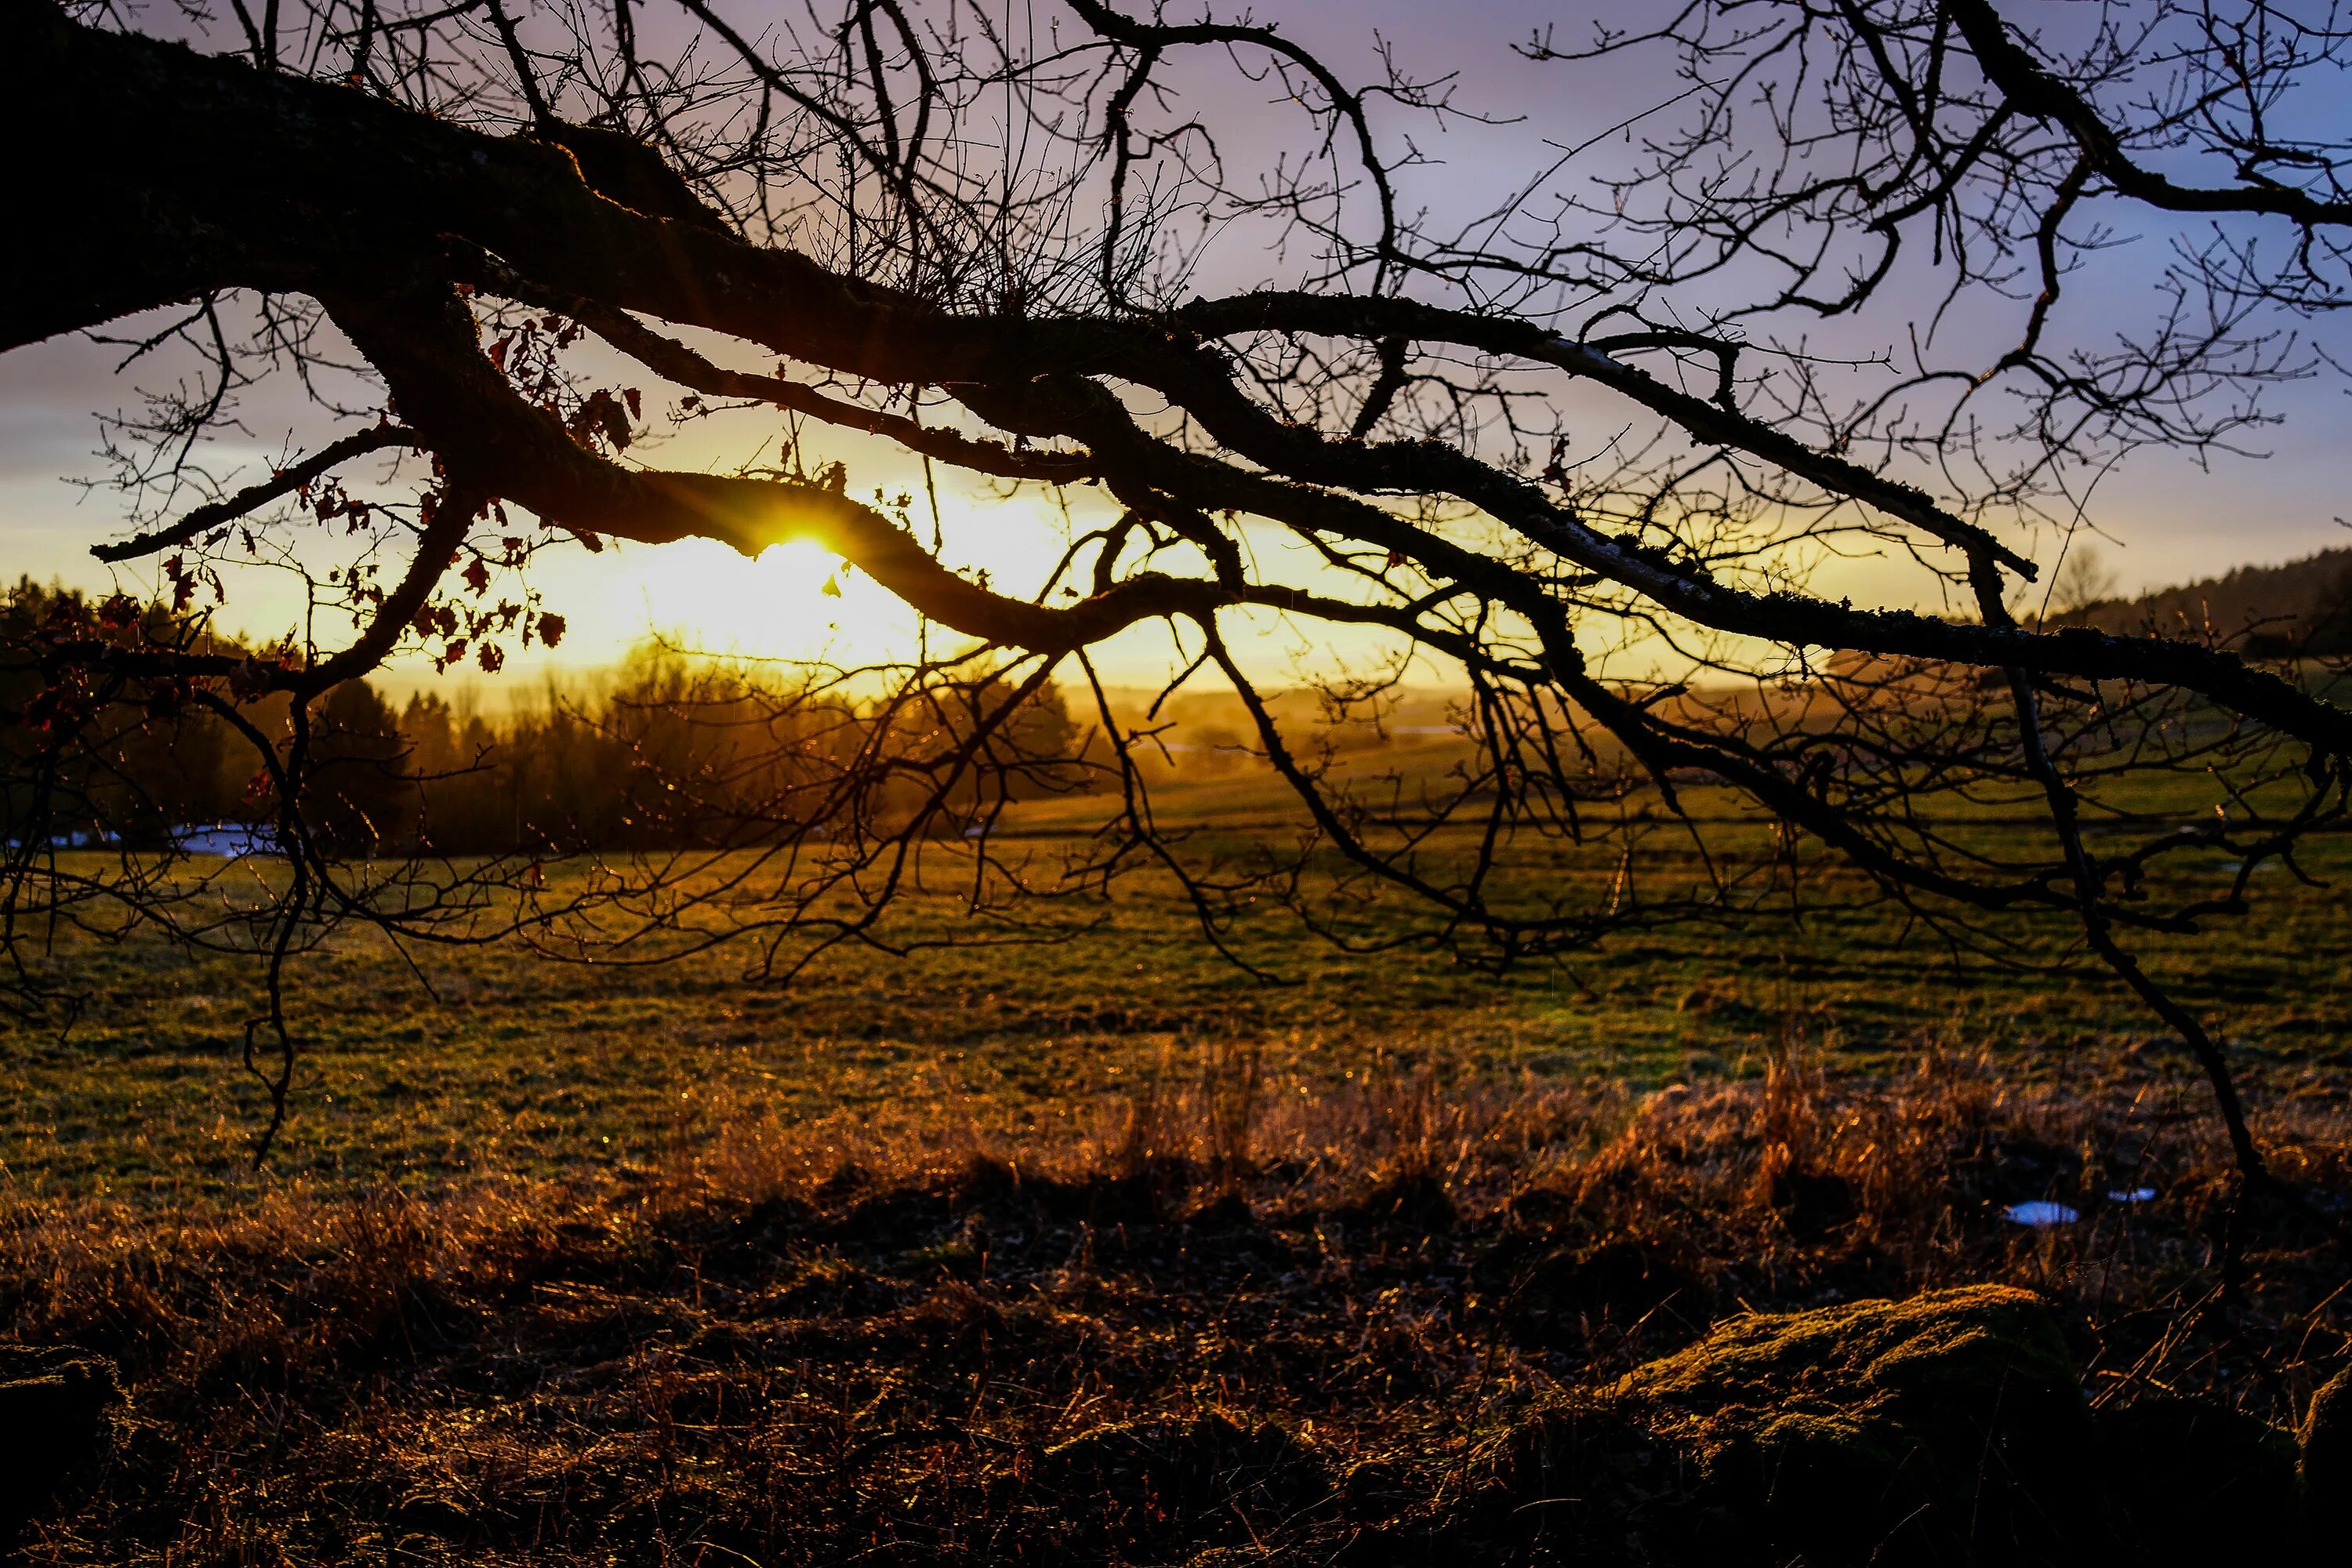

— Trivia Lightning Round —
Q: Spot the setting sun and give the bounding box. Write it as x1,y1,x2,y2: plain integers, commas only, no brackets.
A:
587,535,916,666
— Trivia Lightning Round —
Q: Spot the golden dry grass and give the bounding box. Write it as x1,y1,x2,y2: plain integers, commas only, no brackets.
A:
5,1036,2346,1564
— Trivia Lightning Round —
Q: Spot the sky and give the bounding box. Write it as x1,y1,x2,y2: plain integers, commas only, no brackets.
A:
4,0,2346,702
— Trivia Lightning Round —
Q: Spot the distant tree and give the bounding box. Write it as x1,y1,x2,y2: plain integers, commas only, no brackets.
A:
304,678,406,852
2309,564,2352,658
1,579,250,844
4,0,2350,1186
2044,548,2122,622
398,692,460,782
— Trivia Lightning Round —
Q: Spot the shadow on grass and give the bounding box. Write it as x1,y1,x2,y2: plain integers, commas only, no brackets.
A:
3,1044,2347,1564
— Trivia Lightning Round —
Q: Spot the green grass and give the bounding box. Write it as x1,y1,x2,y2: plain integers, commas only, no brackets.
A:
5,784,2349,1202
5,760,2350,1566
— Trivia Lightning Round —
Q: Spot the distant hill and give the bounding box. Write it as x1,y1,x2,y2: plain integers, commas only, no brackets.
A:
1076,544,2352,789
2056,544,2352,655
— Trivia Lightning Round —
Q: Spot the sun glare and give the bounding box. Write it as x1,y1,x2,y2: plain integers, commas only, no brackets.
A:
600,536,917,667
545,485,1123,674
546,492,1463,686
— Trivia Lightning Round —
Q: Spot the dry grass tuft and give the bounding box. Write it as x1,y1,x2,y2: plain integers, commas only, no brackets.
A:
3,1038,2347,1564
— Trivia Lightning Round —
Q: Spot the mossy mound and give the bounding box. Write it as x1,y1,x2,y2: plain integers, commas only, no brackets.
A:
1623,1283,2077,1417
1617,1284,2098,1561
1457,1284,2312,1566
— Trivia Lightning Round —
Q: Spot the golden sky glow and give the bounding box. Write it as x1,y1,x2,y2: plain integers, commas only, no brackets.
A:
2,311,2343,708
510,497,1428,691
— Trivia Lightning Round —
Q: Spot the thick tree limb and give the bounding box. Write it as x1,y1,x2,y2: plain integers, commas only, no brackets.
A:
13,0,2345,760
322,281,1232,654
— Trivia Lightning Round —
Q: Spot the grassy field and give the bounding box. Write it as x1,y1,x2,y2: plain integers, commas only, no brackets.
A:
4,764,2349,1202
3,769,2350,1565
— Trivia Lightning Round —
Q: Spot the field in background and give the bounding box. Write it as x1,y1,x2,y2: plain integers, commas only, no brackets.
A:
5,775,2352,1563
3,784,2347,1201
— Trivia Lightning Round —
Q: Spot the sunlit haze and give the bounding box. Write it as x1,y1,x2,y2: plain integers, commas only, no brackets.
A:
4,0,2347,699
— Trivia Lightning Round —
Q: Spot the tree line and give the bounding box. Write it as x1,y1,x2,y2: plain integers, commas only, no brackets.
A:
4,579,1088,858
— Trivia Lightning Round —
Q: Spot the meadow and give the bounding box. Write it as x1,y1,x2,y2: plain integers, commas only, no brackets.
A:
2,760,2350,1564
8,802,2350,1202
